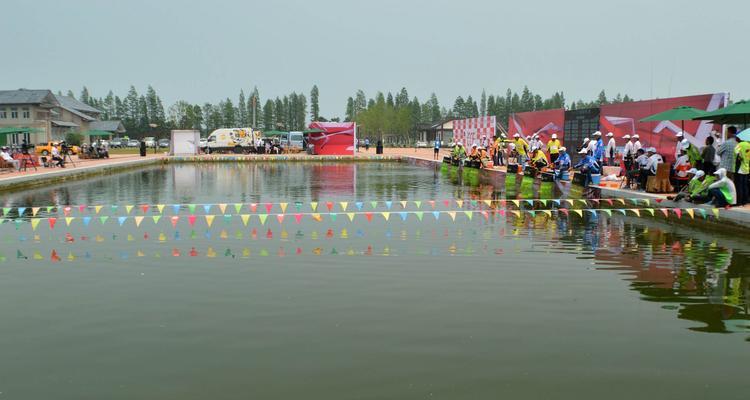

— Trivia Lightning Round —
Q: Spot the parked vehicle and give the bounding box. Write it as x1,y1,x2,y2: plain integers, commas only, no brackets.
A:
110,138,123,148
127,139,140,148
205,128,260,154
158,139,170,148
143,137,157,148
199,138,208,149
415,141,428,148
262,131,304,152
35,141,80,156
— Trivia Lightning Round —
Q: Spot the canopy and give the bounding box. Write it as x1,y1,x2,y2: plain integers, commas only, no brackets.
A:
693,100,750,125
0,127,39,135
640,106,706,122
83,130,113,137
303,128,325,133
737,128,750,142
262,130,289,137
307,122,356,155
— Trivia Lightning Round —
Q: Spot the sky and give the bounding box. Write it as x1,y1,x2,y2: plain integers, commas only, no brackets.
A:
2,0,748,118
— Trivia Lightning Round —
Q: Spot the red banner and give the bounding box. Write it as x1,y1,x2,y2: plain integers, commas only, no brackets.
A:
308,122,356,155
508,109,565,142
452,116,496,146
600,93,726,163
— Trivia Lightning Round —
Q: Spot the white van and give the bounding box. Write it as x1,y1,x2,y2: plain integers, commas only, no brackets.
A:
205,128,258,154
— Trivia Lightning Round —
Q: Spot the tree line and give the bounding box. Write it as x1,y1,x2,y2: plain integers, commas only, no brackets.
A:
67,84,633,140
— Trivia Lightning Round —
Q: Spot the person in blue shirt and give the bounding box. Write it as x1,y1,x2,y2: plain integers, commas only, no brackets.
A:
364,138,370,152
553,146,571,180
433,138,441,160
593,131,605,164
574,148,601,187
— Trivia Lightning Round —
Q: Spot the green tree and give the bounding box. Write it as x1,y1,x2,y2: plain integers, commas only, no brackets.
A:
310,85,320,121
80,87,91,105
480,90,487,116
238,90,247,126
263,100,274,130
345,97,354,122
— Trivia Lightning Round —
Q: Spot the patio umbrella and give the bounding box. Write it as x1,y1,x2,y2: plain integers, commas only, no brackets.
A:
639,106,707,132
693,100,750,126
737,128,750,142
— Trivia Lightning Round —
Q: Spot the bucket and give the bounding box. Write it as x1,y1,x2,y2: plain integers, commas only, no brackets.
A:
591,174,601,185
560,171,570,181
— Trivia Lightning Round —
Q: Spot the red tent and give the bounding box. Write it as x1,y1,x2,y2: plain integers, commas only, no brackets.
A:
307,122,356,155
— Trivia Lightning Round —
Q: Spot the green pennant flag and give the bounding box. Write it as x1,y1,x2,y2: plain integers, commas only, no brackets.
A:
152,216,161,224
2,207,10,216
464,211,473,220
540,200,547,206
330,213,338,222
47,206,55,213
188,204,196,214
99,216,109,224
258,214,268,225
223,214,232,224
370,201,378,209
414,201,422,209
415,211,424,221
601,209,612,217
234,203,243,213
644,208,655,216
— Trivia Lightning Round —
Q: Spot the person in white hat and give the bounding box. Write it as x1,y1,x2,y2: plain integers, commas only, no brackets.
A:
604,132,617,166
579,137,590,153
547,133,561,164
673,144,692,190
622,134,635,171
587,132,599,158
553,146,571,180
671,168,701,202
573,147,600,187
632,134,642,154
512,133,529,166
637,147,663,189
0,146,20,171
674,131,685,161
705,168,736,206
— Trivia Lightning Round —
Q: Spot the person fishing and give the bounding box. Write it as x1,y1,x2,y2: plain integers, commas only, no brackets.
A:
553,146,571,180
574,149,600,187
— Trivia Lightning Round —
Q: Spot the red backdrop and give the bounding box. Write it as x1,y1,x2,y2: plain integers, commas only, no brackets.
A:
508,109,565,143
308,122,356,155
600,93,726,163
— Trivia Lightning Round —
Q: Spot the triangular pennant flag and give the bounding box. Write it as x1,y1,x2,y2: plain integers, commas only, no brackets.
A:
601,209,612,217
616,209,626,215
528,210,537,217
564,199,574,207
134,216,144,227
64,217,74,226
310,202,318,211
541,210,552,217
204,215,215,227
63,206,71,216
400,200,408,209
125,205,134,214
539,200,547,207
498,209,506,216
347,213,355,221
188,204,196,213
99,216,109,224
464,211,473,220
660,208,669,218
685,208,694,219
381,212,390,221
294,213,302,224
325,202,334,211
370,201,378,209
399,212,408,221
141,204,150,213
456,200,464,208
83,216,92,226
234,203,243,213
712,208,719,219
152,215,161,224
553,199,561,206
118,216,127,226
429,200,436,209
630,198,640,205
330,213,337,222
157,204,165,214
415,212,424,221
586,209,597,216
512,210,521,218
218,204,227,214
630,209,641,217
365,212,373,222
294,201,302,212
250,203,258,212
511,200,520,208
240,214,250,226
572,209,583,218
616,198,626,205
698,208,707,219
172,204,181,214
642,199,651,206
203,204,212,214
31,219,41,231
559,208,569,216
644,208,655,216
448,211,457,221
385,201,393,210
47,206,55,213
483,200,491,207
414,201,422,209
265,203,273,213
355,201,364,211
276,214,285,224
605,199,613,206
339,202,348,211
312,213,322,222
443,200,450,207
32,207,40,216
188,215,197,226
18,207,26,216
258,214,268,225
525,200,534,206
279,202,288,213
171,216,180,228
674,208,682,218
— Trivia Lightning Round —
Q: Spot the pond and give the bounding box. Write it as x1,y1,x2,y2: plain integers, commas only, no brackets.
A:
0,162,748,399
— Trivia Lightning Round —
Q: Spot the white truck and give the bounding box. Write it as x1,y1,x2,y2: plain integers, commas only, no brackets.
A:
205,128,260,154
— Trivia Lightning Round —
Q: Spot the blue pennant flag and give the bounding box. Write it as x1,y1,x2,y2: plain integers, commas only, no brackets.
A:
385,201,392,210
172,204,181,214
18,207,26,216
118,216,127,226
432,211,440,220
399,212,408,221
355,202,363,211
83,216,92,226
203,204,212,214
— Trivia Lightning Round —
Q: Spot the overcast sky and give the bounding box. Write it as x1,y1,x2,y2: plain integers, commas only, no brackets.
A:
3,0,747,118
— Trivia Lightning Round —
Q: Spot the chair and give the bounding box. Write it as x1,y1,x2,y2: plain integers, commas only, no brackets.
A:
646,163,673,193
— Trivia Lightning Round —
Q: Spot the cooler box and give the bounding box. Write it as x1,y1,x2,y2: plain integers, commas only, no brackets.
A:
591,174,601,185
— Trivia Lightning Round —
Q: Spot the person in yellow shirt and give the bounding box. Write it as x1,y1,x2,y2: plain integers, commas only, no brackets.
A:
530,148,549,176
546,133,561,164
513,133,529,165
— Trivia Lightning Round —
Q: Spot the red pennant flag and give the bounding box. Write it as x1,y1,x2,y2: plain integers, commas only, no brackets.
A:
365,212,373,222
655,198,663,203
481,211,489,221
660,209,669,218
498,210,506,216
141,204,150,213
48,217,57,230
442,200,450,207
326,201,334,211
51,249,61,262
276,214,285,224
171,216,179,228
78,204,86,213
250,203,258,212
187,215,197,226
560,208,569,216
264,203,273,213
605,199,613,206
190,247,198,257
266,229,273,239
674,208,682,218
428,200,435,209
251,228,257,240
296,247,302,255
172,248,180,257
294,213,302,224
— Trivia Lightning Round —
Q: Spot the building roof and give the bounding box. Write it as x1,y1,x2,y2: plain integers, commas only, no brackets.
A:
54,94,102,115
0,89,59,107
90,120,126,133
51,120,80,128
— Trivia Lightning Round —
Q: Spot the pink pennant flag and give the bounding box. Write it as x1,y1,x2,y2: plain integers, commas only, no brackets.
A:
188,215,197,226
443,200,450,207
660,209,669,218
294,213,302,224
559,208,569,216
498,210,506,216
428,200,436,209
250,203,258,212
63,207,71,217
264,203,273,213
605,199,613,206
171,216,180,228
673,208,682,218
78,204,86,213
481,211,489,220
276,214,285,224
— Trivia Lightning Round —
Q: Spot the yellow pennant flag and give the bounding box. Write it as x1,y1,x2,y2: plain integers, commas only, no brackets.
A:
31,219,41,231
207,247,216,257
400,200,408,209
93,205,102,214
310,202,318,211
32,207,41,216
483,200,492,207
685,208,694,219
542,210,552,217
157,204,165,214
311,213,322,222
204,215,215,227
381,212,390,221
456,200,464,208
134,216,144,227
644,208,655,216
512,210,521,218
616,198,626,205
240,214,250,226
280,202,289,213
347,212,355,221
259,214,269,224
65,217,75,226
564,199,574,207
463,211,473,220
34,251,43,260
512,200,521,207
572,209,583,218
125,205,134,214
630,209,641,217
218,204,227,214
127,234,134,241
339,202,348,211
67,252,76,261
137,250,145,257
642,199,650,206
220,230,228,239
447,211,457,221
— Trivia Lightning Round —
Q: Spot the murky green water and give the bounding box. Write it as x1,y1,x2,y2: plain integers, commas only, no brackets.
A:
0,162,748,399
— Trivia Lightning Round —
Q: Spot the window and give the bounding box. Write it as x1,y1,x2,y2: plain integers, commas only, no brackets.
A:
10,107,18,119
0,108,6,119
22,107,30,119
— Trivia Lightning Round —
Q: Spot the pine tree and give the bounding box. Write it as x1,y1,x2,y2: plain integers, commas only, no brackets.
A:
238,90,247,126
386,92,394,108
486,95,496,117
80,87,91,105
428,93,441,123
520,86,534,112
453,97,465,118
597,90,608,105
274,98,284,129
354,90,367,116
262,100,274,130
345,97,354,122
221,98,236,127
395,87,409,109
310,85,320,121
66,90,76,99
249,86,260,128
480,90,487,116
103,91,115,120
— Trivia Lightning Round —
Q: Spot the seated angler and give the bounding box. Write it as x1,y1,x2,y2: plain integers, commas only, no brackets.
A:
574,149,600,187
704,168,737,207
640,147,662,190
553,146,571,180
529,148,549,176
625,148,648,189
681,169,716,203
671,145,692,191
